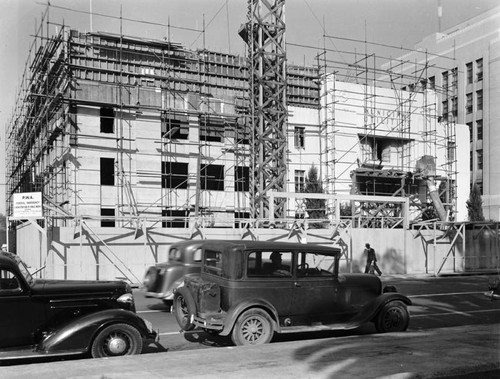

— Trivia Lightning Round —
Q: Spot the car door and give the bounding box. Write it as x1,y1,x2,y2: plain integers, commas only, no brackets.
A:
0,268,34,348
289,252,349,325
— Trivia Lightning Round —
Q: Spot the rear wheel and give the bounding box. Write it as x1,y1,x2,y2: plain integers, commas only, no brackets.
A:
91,323,142,358
231,309,274,346
173,287,196,331
375,300,409,333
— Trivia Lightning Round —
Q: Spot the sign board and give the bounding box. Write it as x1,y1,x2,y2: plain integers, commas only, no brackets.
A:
12,192,43,219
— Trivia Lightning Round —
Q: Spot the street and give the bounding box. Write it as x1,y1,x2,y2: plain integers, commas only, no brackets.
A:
134,274,500,354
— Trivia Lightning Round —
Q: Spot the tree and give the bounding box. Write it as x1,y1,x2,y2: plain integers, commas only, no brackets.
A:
303,165,327,228
466,183,485,222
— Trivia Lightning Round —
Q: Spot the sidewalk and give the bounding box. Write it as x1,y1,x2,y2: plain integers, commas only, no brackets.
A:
1,323,498,378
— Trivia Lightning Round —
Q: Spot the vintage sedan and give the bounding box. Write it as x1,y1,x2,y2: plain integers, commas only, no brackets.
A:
0,252,157,359
142,240,203,305
173,240,411,346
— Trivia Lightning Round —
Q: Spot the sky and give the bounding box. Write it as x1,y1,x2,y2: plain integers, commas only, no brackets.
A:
0,0,499,215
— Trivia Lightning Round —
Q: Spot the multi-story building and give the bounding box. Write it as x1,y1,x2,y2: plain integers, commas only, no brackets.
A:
382,5,500,220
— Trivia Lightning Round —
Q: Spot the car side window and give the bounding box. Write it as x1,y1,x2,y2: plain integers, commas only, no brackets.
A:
0,269,21,291
193,248,202,262
296,252,334,278
203,249,223,276
247,251,292,277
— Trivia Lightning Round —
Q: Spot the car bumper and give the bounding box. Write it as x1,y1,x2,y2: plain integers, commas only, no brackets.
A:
191,314,225,331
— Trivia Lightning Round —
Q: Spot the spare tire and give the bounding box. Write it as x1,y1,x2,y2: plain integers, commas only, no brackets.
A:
173,286,197,331
143,267,159,292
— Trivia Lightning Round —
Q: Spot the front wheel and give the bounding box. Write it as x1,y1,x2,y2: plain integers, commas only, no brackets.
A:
231,308,274,346
375,300,409,333
91,323,143,358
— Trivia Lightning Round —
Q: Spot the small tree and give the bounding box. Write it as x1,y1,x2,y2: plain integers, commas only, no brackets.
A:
466,183,485,221
303,165,327,228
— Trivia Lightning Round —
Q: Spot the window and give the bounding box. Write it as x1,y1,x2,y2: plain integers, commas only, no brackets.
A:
200,164,225,191
0,269,20,291
295,170,305,192
466,93,473,114
451,97,457,118
477,120,483,140
442,71,448,92
204,249,223,276
234,212,250,228
294,127,305,148
476,58,483,81
161,113,189,140
470,151,473,171
466,62,473,84
246,251,292,277
100,107,115,133
235,166,249,192
101,208,115,227
476,90,483,111
477,149,483,170
199,115,224,142
428,76,435,90
162,209,189,228
448,141,456,162
442,100,449,120
296,252,334,278
451,68,458,88
100,158,115,186
162,162,188,189
467,122,473,143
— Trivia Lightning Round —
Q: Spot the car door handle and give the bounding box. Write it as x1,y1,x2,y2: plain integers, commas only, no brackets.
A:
294,282,301,287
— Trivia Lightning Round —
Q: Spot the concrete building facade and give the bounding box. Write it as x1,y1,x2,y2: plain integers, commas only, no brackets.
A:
382,6,500,220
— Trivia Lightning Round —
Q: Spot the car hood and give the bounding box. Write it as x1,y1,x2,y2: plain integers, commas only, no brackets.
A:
31,279,128,297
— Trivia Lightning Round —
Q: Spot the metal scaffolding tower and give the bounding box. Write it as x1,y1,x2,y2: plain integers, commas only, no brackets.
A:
240,0,288,222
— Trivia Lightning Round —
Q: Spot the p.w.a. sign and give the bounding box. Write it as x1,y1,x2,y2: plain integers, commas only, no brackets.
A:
12,192,43,219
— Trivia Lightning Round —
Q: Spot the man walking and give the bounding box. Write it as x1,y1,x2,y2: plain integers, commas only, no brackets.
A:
364,243,382,276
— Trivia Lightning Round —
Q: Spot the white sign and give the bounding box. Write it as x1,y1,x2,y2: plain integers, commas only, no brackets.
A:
12,192,43,219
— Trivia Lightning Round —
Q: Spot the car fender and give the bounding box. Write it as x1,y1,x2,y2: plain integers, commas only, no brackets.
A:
219,299,280,336
40,309,154,353
347,293,412,328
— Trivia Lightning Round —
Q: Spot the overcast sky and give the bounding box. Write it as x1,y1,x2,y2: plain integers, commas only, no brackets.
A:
0,0,499,215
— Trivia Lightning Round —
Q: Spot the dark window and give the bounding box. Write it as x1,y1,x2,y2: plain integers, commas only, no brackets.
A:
199,115,224,142
246,251,292,277
295,170,305,192
466,93,473,114
203,249,223,276
467,122,473,143
234,211,250,228
477,120,483,140
442,71,448,92
200,164,225,191
470,151,473,171
100,158,115,186
476,58,483,81
466,62,473,84
476,90,483,111
294,127,305,148
451,97,457,118
162,162,188,189
100,107,115,133
101,208,115,227
69,103,78,146
162,209,189,228
161,113,189,140
442,100,449,120
477,149,483,170
451,68,458,88
235,166,249,192
0,269,20,291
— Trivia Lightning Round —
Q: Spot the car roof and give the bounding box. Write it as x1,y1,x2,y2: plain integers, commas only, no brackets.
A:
169,239,340,257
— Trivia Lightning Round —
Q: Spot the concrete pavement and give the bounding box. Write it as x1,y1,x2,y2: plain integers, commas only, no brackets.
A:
1,323,499,378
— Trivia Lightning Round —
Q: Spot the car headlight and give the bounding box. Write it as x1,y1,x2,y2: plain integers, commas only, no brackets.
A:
117,293,134,305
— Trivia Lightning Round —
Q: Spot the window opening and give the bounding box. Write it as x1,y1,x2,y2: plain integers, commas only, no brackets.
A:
200,164,225,191
162,162,188,189
162,209,189,228
101,208,115,227
100,107,115,133
294,127,305,148
235,166,249,192
100,158,115,186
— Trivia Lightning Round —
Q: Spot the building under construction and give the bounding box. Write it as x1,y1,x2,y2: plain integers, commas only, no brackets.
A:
6,1,487,282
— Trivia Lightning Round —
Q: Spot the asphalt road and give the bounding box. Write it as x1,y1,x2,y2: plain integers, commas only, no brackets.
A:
134,274,500,353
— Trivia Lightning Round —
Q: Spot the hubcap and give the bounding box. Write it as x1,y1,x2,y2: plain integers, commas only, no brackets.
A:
107,334,128,355
242,318,263,342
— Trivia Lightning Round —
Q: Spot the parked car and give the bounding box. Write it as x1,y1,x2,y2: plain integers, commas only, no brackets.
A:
0,252,157,359
173,240,412,346
142,240,203,305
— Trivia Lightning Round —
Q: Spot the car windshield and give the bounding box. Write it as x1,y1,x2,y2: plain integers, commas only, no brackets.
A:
14,256,35,286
